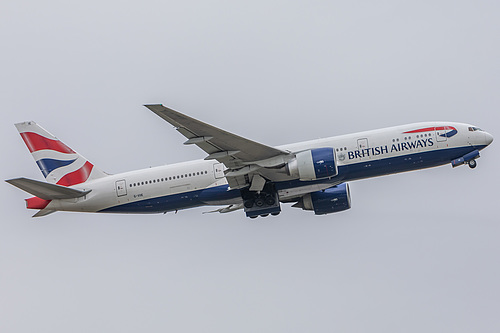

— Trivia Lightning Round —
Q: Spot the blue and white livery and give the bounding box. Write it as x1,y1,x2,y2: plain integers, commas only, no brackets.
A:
6,105,494,218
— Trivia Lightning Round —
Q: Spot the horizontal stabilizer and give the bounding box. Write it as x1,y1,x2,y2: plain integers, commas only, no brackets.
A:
32,209,57,218
6,177,91,200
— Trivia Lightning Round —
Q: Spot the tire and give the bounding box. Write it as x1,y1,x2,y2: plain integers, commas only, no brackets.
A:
255,198,265,207
244,200,254,208
265,196,275,206
469,159,477,169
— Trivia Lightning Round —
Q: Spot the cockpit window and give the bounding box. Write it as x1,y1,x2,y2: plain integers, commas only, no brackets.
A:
468,127,483,132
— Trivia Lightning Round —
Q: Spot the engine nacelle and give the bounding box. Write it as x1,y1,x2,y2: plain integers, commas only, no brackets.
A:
287,148,338,181
295,183,351,215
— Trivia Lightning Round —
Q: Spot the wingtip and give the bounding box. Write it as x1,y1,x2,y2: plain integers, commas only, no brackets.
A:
144,104,168,113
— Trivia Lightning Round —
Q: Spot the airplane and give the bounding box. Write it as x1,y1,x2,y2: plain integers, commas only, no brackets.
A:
5,104,494,218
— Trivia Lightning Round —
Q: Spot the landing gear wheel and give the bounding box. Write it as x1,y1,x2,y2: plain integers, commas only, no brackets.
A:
265,195,276,206
241,183,281,218
469,159,477,169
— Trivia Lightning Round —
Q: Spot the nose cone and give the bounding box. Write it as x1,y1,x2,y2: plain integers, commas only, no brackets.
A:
484,132,494,146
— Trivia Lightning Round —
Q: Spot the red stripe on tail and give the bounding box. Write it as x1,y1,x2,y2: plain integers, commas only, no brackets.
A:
56,161,94,186
20,132,75,154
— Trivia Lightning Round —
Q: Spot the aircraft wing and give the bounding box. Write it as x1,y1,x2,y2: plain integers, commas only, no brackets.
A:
145,104,293,189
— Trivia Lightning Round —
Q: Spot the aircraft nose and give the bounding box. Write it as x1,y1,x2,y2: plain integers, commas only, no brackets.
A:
484,132,494,146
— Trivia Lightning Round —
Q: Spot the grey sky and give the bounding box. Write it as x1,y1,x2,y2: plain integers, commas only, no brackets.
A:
1,0,499,332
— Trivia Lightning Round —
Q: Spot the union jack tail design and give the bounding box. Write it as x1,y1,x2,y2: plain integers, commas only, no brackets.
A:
15,121,108,186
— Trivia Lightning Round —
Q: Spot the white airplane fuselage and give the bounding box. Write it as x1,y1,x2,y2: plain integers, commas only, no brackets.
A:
38,121,492,215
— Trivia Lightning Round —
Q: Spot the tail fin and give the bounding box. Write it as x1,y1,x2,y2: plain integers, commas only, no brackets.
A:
15,121,108,186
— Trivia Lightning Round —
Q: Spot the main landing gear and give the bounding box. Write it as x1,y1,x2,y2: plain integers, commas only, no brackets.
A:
241,183,281,219
468,159,477,169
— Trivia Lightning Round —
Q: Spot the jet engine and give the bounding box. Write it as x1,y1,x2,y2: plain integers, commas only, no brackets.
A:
293,183,351,215
286,148,338,181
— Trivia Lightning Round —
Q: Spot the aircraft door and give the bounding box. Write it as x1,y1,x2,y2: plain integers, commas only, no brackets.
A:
357,138,370,160
116,180,127,197
213,163,225,179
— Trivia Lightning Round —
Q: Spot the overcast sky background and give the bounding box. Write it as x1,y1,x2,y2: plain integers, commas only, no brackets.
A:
1,1,499,332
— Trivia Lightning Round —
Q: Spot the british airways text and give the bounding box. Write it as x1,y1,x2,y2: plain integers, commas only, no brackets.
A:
348,138,434,159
